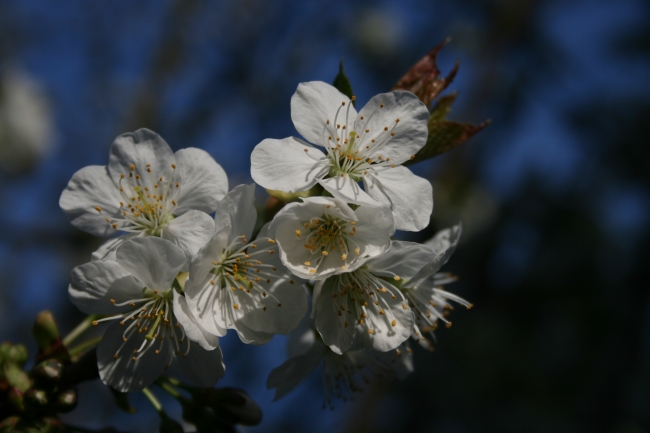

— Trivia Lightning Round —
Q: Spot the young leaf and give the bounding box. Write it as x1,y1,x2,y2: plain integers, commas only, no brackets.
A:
392,37,459,108
405,119,491,165
332,60,355,106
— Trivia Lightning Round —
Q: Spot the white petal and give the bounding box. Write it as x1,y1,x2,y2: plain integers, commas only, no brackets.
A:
290,81,357,146
364,166,433,232
354,91,429,164
286,321,317,358
251,137,328,193
107,129,176,190
424,223,462,260
161,210,215,264
314,279,354,354
239,277,308,335
409,224,462,288
59,165,122,237
213,184,257,241
69,260,143,315
267,342,326,401
116,237,186,291
173,292,220,351
361,287,414,352
91,233,140,262
97,322,167,392
366,241,435,280
177,343,225,388
173,148,228,215
234,321,274,345
352,204,394,257
319,175,379,207
310,280,324,319
184,228,232,337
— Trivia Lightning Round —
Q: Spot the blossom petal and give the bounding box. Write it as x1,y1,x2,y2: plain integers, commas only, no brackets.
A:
97,322,167,392
161,210,215,264
314,279,354,354
290,81,357,146
238,275,308,335
286,320,317,358
364,166,433,231
366,241,435,280
116,237,186,291
352,204,394,257
214,184,257,241
318,175,378,207
355,91,429,164
107,129,176,190
173,292,220,351
91,233,140,262
251,137,328,193
361,286,414,352
69,260,143,315
177,343,225,388
234,321,274,345
267,342,326,401
59,165,122,237
173,148,228,215
409,224,462,288
184,228,232,337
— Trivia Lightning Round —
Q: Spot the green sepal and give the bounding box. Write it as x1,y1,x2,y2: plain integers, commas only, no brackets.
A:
332,60,355,106
4,362,31,392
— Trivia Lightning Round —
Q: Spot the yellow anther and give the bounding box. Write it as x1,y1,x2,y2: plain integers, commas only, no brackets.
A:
391,132,395,136
402,303,408,309
380,103,384,108
322,250,328,256
130,164,135,171
304,261,311,266
391,319,397,327
341,254,347,260
354,248,360,255
309,268,316,274
94,206,102,212
393,275,401,281
368,329,375,334
233,304,239,309
171,163,176,169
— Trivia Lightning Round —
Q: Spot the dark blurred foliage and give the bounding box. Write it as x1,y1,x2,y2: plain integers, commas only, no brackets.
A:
0,0,648,432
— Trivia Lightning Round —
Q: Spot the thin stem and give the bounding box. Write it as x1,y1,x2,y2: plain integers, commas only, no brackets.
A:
63,314,102,347
157,380,183,400
67,336,102,357
142,387,163,413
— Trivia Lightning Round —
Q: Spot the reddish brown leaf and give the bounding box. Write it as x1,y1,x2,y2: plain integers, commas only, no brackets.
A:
392,37,459,107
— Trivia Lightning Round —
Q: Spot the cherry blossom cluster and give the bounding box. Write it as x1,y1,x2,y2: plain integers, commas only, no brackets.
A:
60,81,471,404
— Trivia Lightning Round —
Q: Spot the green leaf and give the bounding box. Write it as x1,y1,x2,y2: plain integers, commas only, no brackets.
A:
332,60,355,106
429,92,458,121
405,118,491,165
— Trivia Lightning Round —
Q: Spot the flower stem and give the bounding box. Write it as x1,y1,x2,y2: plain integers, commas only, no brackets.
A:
63,314,101,347
67,336,102,357
157,380,183,400
142,387,163,413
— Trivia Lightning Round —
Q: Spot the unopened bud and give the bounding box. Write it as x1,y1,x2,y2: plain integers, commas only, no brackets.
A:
55,388,78,413
24,388,49,410
32,311,60,350
32,360,64,386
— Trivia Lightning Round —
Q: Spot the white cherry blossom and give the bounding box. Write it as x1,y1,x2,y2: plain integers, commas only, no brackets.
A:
398,224,472,350
68,236,224,392
311,240,448,354
251,81,433,231
184,184,308,345
60,128,228,262
267,321,412,406
268,196,394,280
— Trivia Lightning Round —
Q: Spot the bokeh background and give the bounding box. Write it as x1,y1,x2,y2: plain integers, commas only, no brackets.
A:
1,0,649,432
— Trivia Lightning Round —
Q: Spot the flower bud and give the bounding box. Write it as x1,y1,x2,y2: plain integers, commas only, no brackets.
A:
32,311,60,351
24,388,49,411
32,360,64,386
55,388,78,413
